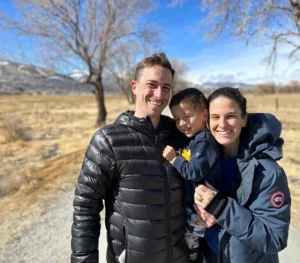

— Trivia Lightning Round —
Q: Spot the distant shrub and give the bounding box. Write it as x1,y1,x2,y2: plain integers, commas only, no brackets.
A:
278,80,300,93
255,82,276,94
253,80,300,94
0,117,34,142
238,87,255,94
0,171,23,198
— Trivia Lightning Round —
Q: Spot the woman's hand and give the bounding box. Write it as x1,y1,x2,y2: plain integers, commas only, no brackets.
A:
193,204,216,228
193,183,218,227
194,183,217,209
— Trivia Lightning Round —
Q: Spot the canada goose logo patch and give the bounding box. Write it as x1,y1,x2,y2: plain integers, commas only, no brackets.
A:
270,191,285,208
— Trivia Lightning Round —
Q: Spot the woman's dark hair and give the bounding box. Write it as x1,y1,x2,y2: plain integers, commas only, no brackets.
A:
169,87,208,110
208,87,247,116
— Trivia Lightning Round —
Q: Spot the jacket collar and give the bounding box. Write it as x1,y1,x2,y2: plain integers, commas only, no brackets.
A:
114,110,177,138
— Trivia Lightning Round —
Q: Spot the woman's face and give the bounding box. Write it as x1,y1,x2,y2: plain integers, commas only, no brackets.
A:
209,96,247,149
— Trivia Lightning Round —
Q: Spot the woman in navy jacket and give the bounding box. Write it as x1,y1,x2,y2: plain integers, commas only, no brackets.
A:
194,87,291,263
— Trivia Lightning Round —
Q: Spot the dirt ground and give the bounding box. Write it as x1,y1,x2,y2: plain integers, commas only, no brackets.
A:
0,93,299,248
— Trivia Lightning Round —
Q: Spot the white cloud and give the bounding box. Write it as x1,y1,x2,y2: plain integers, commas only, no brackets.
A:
70,69,89,81
182,41,300,85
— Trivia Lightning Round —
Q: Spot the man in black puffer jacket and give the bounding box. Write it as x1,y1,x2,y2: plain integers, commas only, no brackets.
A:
71,53,191,263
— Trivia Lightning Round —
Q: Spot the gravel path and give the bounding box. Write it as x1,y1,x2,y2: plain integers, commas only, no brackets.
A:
0,182,106,263
0,187,74,263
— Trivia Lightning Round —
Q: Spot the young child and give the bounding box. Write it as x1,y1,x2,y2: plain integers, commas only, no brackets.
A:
163,88,220,262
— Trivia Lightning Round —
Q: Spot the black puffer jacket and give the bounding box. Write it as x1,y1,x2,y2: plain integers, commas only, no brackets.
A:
71,111,190,263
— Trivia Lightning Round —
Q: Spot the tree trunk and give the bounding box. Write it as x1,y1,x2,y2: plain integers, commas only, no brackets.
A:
122,89,131,104
290,0,300,34
130,91,135,104
128,84,135,104
120,83,135,104
95,75,107,126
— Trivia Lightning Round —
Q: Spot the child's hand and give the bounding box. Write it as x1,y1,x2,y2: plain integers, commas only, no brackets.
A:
163,145,177,164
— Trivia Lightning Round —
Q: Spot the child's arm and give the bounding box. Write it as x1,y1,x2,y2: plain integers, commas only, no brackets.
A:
173,138,219,182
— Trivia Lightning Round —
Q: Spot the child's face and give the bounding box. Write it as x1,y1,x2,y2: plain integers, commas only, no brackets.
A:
171,101,208,138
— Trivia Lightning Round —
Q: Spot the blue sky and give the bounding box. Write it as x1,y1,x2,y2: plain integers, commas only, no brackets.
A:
0,0,299,85
149,1,300,85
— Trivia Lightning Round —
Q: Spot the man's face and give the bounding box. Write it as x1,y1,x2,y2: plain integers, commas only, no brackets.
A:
132,66,173,119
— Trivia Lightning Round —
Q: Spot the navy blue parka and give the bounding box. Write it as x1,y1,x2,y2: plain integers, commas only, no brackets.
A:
213,113,291,263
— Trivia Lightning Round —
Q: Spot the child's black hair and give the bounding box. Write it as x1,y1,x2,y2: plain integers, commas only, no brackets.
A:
169,87,208,110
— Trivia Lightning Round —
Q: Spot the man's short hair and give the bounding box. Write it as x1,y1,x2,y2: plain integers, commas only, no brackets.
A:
134,52,175,81
169,88,208,110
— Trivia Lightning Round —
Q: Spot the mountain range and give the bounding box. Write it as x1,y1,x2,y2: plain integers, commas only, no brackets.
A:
0,60,94,95
200,81,255,90
0,60,256,95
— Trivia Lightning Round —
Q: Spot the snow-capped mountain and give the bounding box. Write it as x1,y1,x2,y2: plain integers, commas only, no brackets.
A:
0,60,93,95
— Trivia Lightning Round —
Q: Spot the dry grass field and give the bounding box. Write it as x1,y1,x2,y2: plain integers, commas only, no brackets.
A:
0,93,299,247
246,94,300,229
0,94,133,247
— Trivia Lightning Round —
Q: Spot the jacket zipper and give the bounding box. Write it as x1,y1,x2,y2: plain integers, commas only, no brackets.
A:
155,134,172,263
122,224,128,263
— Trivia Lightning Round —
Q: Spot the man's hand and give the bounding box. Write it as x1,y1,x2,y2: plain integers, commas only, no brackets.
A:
163,145,177,164
194,184,217,209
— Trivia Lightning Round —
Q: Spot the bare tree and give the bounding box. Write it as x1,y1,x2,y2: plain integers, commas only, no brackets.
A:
106,41,151,104
107,50,191,100
171,57,192,93
170,0,300,69
0,0,157,125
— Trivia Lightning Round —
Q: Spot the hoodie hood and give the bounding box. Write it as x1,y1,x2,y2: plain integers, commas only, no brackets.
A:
238,113,283,162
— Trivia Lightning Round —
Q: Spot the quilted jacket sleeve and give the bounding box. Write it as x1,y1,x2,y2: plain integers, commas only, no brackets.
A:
71,129,116,263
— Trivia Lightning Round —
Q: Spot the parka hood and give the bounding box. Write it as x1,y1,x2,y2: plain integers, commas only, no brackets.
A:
238,113,283,162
